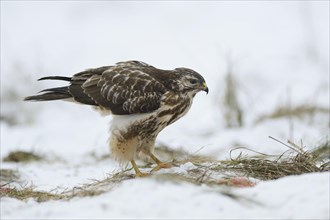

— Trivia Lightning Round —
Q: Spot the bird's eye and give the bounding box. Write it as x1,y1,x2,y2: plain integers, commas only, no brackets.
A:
189,79,198,84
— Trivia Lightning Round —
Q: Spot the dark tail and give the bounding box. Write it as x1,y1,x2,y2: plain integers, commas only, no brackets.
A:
24,76,72,102
38,76,72,81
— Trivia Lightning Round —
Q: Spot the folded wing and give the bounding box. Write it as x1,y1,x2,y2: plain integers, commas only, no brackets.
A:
80,62,167,115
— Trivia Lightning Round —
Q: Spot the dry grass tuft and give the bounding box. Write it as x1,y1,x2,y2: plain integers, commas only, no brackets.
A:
221,69,244,128
0,169,20,183
3,151,43,163
212,138,329,180
0,186,64,202
0,170,134,202
255,104,329,124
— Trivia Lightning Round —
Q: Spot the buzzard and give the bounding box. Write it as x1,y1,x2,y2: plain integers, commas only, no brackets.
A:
25,61,208,176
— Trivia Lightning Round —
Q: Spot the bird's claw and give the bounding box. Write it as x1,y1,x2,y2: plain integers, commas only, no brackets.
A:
151,162,173,173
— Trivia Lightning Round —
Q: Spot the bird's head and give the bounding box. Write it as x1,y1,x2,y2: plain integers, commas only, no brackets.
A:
174,68,209,95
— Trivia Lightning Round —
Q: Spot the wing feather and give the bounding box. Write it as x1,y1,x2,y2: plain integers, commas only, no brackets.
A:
81,62,168,115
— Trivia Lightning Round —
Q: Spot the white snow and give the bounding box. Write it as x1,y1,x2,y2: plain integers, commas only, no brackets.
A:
1,1,329,219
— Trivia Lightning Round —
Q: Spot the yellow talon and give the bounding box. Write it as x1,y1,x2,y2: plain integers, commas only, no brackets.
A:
148,153,172,173
130,160,150,177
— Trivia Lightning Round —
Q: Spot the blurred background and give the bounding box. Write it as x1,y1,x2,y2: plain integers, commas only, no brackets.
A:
1,1,329,160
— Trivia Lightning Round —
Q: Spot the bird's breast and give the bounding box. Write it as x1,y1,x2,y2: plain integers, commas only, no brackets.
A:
110,92,193,143
157,92,193,127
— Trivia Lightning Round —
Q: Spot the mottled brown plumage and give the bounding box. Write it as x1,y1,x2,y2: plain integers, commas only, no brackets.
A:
25,60,208,176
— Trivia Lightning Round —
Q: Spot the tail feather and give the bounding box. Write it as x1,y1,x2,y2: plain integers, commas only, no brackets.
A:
38,76,72,81
24,76,72,101
39,86,70,94
24,92,71,101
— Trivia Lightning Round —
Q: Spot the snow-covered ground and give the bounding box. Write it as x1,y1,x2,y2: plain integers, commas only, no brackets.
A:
1,172,329,219
1,1,329,219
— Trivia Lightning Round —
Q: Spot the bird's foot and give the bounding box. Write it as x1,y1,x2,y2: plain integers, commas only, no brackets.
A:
131,160,150,178
151,162,173,173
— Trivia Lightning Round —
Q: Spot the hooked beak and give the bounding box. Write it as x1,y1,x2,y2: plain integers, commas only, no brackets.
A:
202,82,209,94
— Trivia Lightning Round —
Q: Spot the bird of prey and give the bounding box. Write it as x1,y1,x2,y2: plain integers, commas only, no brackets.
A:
25,60,208,176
